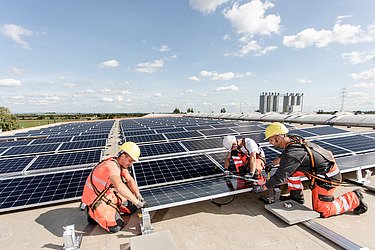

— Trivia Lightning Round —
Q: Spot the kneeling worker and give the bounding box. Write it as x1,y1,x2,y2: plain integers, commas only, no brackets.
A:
223,135,266,182
253,122,367,218
81,142,147,233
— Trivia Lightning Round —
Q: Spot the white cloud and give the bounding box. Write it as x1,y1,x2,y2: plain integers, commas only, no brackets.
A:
283,22,375,49
100,88,111,93
197,70,255,80
336,15,352,21
134,59,164,73
189,76,200,82
223,34,231,41
115,96,124,102
85,89,95,93
298,77,312,84
230,40,276,57
349,68,375,80
0,78,22,87
11,95,24,100
215,84,239,91
341,51,375,65
120,90,131,95
198,93,207,97
353,82,375,89
185,89,194,93
8,67,24,75
99,59,120,68
189,0,229,14
226,102,238,106
1,24,33,49
223,0,281,36
153,92,162,97
159,45,171,52
64,83,75,87
101,97,113,102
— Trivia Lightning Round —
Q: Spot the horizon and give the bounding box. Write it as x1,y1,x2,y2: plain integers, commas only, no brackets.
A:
1,1,375,113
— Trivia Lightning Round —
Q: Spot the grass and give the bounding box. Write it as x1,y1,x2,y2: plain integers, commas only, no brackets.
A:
17,119,76,129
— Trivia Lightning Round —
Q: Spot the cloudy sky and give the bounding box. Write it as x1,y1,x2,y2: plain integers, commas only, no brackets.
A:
1,0,375,113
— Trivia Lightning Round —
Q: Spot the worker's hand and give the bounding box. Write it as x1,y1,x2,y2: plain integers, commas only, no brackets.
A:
224,170,232,176
136,200,148,209
137,194,145,202
265,162,273,173
252,185,266,194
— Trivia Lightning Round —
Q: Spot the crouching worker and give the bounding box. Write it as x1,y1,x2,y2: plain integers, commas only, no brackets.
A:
223,135,266,183
81,142,147,233
253,122,367,218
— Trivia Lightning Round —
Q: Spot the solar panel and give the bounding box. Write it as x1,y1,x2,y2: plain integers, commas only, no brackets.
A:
335,152,375,172
181,138,223,151
364,132,375,139
72,134,108,141
0,156,34,174
231,126,263,133
321,135,375,153
140,176,253,212
133,154,221,188
59,139,107,151
139,142,187,158
30,136,73,145
207,151,228,168
123,130,156,137
154,127,187,134
164,131,203,140
198,128,237,137
262,147,281,163
0,169,91,212
289,129,316,138
27,150,102,171
236,133,265,142
302,126,348,136
2,143,60,157
184,125,213,131
312,140,353,157
0,147,8,155
125,134,167,144
0,140,31,147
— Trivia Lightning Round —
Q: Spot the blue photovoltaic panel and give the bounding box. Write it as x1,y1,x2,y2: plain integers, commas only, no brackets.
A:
0,169,91,212
262,147,281,163
2,143,60,157
139,142,187,158
123,130,156,137
336,152,375,172
181,138,223,151
30,136,72,145
0,140,31,147
133,154,220,187
312,140,353,156
231,126,263,134
27,150,102,171
140,176,253,211
164,131,203,140
0,147,8,155
0,156,34,174
199,128,237,137
210,123,237,128
184,125,213,131
321,135,375,153
154,127,186,134
289,129,316,138
364,132,375,139
208,151,229,168
73,134,109,141
303,126,348,136
236,133,265,143
126,134,166,144
59,139,107,151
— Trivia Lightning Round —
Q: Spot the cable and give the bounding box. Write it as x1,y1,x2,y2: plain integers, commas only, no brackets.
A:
210,195,238,207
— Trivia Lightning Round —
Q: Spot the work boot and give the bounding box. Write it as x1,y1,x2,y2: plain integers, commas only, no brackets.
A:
280,190,305,204
85,207,98,225
353,189,368,215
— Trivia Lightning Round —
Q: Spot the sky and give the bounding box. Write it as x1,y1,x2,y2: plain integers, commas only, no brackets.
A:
0,0,375,114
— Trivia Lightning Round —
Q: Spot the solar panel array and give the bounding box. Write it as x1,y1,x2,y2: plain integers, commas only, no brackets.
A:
119,117,375,212
0,120,113,212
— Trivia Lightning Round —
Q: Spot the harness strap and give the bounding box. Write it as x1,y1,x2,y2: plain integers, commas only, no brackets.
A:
88,158,123,212
241,138,266,165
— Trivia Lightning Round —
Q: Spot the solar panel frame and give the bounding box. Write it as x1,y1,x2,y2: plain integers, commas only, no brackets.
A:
0,156,35,175
1,143,60,157
59,139,107,151
198,128,238,137
181,138,224,152
302,126,349,136
125,134,167,144
320,134,375,153
0,140,31,147
139,142,187,158
164,131,204,140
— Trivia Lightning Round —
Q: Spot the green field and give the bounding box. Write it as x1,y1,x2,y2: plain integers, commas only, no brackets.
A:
17,119,76,129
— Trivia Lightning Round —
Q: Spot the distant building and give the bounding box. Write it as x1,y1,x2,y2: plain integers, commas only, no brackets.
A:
259,92,303,114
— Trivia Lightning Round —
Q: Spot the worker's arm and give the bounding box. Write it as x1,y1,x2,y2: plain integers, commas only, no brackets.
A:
109,174,139,205
224,151,232,170
248,152,257,174
272,155,281,166
122,169,142,198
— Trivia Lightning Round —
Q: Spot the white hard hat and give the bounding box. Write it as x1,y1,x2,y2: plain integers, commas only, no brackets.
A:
223,135,237,151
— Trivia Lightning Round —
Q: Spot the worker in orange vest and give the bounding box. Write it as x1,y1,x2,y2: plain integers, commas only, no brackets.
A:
81,142,147,233
253,122,367,218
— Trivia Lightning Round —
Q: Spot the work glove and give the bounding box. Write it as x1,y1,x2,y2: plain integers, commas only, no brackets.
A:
264,162,273,174
137,194,145,202
136,200,148,209
252,185,266,194
224,170,232,176
244,173,254,180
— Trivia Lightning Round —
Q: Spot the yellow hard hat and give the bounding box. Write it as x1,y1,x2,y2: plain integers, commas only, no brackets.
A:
264,122,289,140
119,142,140,162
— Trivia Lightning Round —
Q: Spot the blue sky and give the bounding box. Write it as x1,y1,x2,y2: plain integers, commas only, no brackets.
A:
1,0,375,113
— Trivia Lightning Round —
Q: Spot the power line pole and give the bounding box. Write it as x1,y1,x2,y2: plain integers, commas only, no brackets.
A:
340,86,347,112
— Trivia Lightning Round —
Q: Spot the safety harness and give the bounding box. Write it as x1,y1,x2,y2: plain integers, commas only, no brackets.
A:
241,138,266,165
87,158,125,213
285,135,341,189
